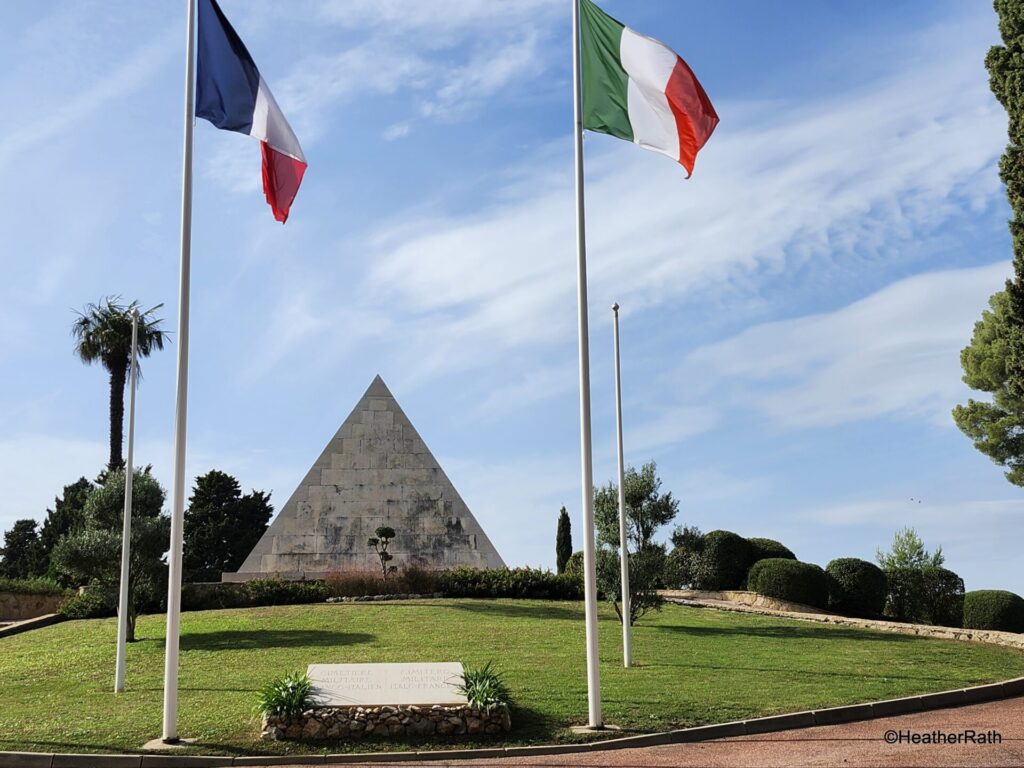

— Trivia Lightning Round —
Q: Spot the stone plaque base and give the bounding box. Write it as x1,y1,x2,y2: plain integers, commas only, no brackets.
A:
262,704,511,741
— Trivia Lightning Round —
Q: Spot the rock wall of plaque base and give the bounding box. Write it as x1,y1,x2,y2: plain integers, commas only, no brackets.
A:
262,704,512,741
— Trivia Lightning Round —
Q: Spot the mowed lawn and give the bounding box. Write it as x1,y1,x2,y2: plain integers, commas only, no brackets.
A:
2,599,1024,755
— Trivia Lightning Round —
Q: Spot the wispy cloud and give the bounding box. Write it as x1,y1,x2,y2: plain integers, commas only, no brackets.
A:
685,261,1011,429
0,27,177,171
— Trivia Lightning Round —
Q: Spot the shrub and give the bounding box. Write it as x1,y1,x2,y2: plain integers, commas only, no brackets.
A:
963,590,1024,633
883,567,925,622
692,530,751,590
0,577,69,596
595,544,665,623
256,670,312,720
747,538,796,565
920,567,965,627
58,585,117,619
439,567,582,600
244,578,329,606
457,662,511,711
564,551,585,581
325,566,441,598
747,559,829,609
826,558,887,618
665,525,703,589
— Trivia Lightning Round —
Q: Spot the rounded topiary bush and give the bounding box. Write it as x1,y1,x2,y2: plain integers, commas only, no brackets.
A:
920,567,965,628
747,537,796,565
692,530,752,590
747,558,829,609
963,590,1024,633
564,551,585,581
826,558,887,617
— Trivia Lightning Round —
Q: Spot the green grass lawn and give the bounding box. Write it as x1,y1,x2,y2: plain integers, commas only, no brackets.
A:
1,599,1023,755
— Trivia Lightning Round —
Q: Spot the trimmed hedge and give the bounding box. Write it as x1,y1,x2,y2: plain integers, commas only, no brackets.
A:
0,577,69,597
883,567,925,622
747,558,829,609
921,567,965,628
826,558,887,618
181,579,329,611
439,567,582,600
692,530,751,590
963,590,1024,633
747,538,796,565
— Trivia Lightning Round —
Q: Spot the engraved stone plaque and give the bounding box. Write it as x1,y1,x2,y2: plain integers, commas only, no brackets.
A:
307,662,467,707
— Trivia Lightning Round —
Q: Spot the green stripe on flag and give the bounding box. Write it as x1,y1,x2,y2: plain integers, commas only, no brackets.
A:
580,0,633,142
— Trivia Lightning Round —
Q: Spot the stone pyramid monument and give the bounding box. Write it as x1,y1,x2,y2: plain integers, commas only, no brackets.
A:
224,375,505,581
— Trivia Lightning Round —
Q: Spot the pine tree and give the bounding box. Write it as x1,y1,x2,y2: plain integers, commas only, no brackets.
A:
555,506,572,574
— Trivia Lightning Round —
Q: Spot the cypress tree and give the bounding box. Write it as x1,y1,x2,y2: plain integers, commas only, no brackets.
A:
555,506,572,574
989,0,1024,398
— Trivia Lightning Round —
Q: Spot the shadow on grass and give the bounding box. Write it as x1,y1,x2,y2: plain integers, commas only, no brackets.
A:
168,629,375,651
655,623,919,643
441,601,583,622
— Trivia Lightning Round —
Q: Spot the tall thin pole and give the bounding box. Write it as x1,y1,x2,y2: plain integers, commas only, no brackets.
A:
612,303,631,668
114,310,140,693
572,0,603,729
162,0,196,743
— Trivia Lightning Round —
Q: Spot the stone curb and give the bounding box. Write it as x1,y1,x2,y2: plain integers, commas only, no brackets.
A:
2,676,1021,768
0,614,63,639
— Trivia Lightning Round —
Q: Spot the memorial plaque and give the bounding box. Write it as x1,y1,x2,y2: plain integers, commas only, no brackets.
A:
307,662,467,707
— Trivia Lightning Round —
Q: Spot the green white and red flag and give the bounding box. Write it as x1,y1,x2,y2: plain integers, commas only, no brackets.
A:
580,0,718,176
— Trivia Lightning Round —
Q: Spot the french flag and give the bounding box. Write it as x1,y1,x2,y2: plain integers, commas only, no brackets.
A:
196,0,306,223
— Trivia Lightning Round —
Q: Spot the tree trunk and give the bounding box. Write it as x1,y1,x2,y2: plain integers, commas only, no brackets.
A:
127,603,136,643
108,362,127,470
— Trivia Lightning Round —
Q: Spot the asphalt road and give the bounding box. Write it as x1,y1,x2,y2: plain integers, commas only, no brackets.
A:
296,697,1023,768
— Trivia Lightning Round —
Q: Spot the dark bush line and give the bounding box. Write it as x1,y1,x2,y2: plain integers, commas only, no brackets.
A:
964,590,1024,633
826,558,887,618
746,558,829,609
0,577,70,597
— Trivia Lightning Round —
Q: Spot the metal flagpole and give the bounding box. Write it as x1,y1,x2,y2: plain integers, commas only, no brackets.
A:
114,309,140,693
162,0,196,743
612,303,632,668
572,0,603,729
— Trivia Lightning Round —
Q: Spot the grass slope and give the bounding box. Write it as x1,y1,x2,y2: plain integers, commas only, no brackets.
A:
1,599,1023,755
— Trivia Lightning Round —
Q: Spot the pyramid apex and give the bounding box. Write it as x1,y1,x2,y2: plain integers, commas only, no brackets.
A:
365,374,392,398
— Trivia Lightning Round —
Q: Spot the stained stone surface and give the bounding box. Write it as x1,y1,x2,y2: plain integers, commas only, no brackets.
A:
224,375,505,581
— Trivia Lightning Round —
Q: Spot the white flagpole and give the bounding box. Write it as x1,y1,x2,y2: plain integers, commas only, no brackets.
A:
572,0,603,729
161,0,196,743
612,302,631,668
114,309,140,693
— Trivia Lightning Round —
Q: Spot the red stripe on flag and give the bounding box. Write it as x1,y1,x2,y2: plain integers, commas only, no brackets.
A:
665,57,719,177
261,141,307,223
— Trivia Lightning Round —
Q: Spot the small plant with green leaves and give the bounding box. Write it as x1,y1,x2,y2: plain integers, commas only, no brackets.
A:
256,670,312,720
368,525,398,580
457,662,511,712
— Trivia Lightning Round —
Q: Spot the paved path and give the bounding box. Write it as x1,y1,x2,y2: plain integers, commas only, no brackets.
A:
296,697,1023,767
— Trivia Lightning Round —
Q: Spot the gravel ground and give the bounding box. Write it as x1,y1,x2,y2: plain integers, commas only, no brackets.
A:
294,697,1023,768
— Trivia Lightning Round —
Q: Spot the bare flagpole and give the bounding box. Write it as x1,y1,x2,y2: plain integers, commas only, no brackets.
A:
114,309,140,693
161,0,196,743
572,0,603,729
612,303,631,668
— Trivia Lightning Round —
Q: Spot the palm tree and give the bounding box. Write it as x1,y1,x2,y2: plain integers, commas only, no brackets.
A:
72,298,166,470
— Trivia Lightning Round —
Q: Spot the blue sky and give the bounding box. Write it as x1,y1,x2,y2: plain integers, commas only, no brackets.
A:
2,0,1021,593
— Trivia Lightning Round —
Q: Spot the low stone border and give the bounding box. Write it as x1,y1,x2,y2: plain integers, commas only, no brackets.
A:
3,677,1021,767
325,593,443,604
0,614,63,640
663,594,1024,652
262,704,511,741
660,589,832,615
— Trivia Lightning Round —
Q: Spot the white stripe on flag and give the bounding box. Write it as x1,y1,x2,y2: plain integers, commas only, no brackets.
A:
620,27,679,160
251,77,305,162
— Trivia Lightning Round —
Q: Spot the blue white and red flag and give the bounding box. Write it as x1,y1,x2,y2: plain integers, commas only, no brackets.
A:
196,0,306,222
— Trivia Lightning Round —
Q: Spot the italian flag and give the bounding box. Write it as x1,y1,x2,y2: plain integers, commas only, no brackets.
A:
580,0,718,176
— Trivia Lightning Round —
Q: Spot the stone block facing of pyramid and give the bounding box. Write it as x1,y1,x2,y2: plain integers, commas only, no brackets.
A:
223,375,506,581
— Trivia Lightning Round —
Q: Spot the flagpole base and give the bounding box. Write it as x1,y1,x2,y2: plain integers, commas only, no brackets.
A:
570,723,621,735
143,737,196,751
